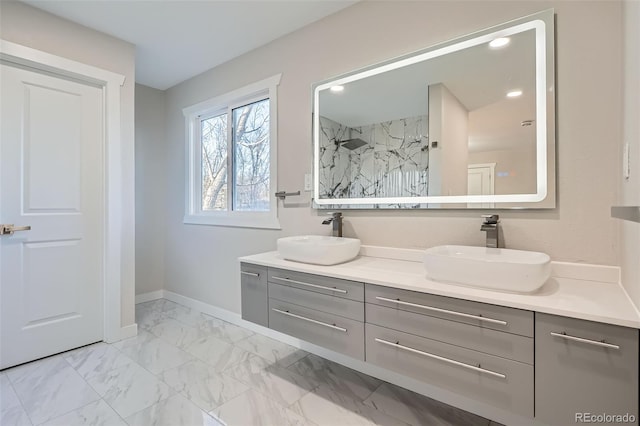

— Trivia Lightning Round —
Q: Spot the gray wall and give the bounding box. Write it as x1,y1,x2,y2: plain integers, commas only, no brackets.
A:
140,1,626,314
468,148,537,195
0,1,137,326
429,83,469,198
135,84,167,295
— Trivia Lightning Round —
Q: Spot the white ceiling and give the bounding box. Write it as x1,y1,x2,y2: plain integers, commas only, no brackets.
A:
22,0,357,89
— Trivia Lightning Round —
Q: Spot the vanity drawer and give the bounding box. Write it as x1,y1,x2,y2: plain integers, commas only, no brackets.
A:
269,298,364,360
269,282,364,321
366,284,533,337
535,313,639,425
366,303,533,364
240,263,268,327
268,268,364,302
366,323,533,417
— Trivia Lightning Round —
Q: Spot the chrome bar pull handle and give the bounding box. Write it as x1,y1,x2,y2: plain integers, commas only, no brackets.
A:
240,271,260,277
0,224,31,236
375,296,507,325
375,338,506,379
550,332,620,350
271,276,348,294
272,308,347,332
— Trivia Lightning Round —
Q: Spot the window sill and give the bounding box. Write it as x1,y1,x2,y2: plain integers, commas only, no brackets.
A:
183,214,281,230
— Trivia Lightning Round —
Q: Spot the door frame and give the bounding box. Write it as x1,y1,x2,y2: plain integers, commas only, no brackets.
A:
1,40,126,343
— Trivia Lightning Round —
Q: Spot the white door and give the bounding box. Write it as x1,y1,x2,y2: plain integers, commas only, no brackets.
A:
0,63,104,369
468,163,495,208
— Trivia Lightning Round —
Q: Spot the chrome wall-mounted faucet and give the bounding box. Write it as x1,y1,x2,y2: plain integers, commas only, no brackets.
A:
480,214,500,248
322,212,343,237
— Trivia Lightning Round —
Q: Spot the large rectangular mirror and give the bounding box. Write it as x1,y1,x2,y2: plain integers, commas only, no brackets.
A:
313,9,555,209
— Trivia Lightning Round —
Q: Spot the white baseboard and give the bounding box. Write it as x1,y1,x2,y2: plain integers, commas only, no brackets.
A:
163,290,305,344
160,290,536,426
115,323,138,342
135,290,165,304
104,321,138,343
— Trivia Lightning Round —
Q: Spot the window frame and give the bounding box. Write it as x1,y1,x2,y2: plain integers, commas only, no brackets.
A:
183,74,281,229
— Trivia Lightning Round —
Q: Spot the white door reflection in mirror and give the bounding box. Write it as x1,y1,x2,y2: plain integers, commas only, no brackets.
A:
468,163,495,208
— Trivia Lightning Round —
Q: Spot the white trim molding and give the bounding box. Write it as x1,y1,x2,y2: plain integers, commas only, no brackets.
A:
135,290,165,304
119,323,138,340
1,40,127,344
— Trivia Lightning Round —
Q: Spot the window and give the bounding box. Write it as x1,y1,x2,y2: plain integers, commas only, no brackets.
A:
200,99,270,212
184,74,281,228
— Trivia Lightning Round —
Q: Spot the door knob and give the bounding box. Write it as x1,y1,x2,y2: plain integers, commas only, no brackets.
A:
0,224,31,235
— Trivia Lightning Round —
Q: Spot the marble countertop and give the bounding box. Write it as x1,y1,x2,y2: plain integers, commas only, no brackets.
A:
239,247,640,329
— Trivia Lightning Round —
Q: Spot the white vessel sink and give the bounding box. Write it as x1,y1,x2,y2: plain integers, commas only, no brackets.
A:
277,235,361,266
424,245,551,293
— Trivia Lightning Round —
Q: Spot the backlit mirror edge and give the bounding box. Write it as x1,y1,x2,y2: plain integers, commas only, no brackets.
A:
312,9,556,209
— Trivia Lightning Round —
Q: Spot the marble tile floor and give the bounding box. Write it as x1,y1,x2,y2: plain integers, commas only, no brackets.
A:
0,298,505,426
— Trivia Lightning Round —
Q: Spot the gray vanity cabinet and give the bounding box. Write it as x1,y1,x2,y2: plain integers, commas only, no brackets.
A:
269,298,365,360
535,313,639,425
267,268,364,301
240,262,640,424
266,269,365,360
365,284,534,417
240,263,268,327
366,284,533,337
366,323,534,417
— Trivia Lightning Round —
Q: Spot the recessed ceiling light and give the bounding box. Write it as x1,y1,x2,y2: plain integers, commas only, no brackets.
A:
507,90,523,98
330,85,344,93
489,37,510,48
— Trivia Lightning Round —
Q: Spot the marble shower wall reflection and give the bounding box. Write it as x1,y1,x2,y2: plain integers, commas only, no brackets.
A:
318,116,429,199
